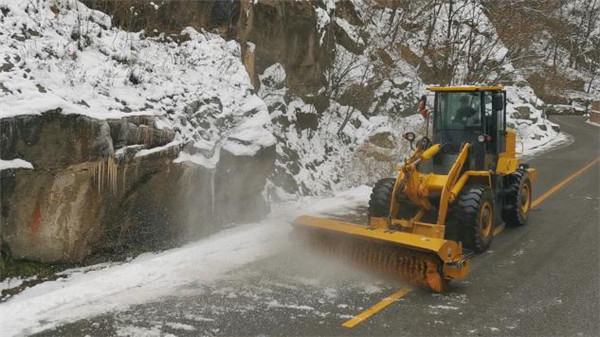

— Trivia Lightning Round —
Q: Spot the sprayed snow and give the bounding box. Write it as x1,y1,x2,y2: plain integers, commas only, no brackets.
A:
0,186,371,336
0,159,34,171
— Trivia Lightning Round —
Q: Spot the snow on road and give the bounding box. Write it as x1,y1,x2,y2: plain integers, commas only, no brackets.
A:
0,187,371,336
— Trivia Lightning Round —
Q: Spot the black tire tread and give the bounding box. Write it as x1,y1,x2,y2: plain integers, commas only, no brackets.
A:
368,178,396,217
454,185,494,253
502,169,531,227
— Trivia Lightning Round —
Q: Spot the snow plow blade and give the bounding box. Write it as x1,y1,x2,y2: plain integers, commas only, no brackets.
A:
292,215,470,293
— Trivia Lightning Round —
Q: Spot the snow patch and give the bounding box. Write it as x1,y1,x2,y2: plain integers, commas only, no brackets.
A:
0,159,34,171
267,300,315,311
428,305,460,310
134,141,180,158
164,322,196,331
585,119,600,127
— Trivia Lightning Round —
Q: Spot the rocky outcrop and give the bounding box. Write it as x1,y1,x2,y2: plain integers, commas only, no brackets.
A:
83,0,331,96
1,111,274,263
235,0,326,95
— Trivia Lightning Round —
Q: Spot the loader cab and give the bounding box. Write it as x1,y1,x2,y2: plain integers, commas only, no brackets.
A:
428,86,506,171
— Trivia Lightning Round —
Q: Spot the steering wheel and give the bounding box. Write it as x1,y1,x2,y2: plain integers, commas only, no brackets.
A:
417,136,431,150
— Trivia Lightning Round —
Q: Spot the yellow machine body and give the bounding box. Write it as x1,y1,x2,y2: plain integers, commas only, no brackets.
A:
293,85,536,292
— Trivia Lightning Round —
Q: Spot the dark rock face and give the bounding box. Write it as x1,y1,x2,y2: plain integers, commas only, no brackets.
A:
1,110,114,167
237,0,325,95
1,112,275,263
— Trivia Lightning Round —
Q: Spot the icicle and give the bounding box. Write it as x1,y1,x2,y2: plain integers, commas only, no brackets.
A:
96,160,101,192
106,158,110,194
94,156,118,195
210,169,216,217
114,158,118,192
147,127,153,146
108,156,117,193
99,158,104,192
122,163,128,192
112,157,116,192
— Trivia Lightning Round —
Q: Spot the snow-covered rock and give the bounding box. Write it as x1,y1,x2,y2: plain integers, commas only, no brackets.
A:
0,0,275,162
0,0,276,263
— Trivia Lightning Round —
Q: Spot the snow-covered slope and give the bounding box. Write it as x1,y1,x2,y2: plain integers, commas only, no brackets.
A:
0,0,275,164
0,0,563,199
261,0,562,199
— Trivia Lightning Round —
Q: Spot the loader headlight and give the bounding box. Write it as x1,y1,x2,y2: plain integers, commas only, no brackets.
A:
477,135,486,143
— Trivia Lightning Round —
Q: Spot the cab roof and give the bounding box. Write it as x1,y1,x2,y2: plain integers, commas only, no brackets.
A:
426,85,504,92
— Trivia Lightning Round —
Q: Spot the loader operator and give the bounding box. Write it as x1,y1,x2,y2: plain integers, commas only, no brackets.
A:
456,96,477,120
454,95,479,126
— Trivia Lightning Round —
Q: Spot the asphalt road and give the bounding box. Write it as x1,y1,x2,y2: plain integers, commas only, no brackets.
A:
36,116,599,337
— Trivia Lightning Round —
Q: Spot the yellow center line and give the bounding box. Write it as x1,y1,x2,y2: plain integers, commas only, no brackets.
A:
342,288,410,328
531,157,600,208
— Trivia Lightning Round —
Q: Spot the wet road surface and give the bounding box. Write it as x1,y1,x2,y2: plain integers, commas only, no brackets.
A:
35,116,599,336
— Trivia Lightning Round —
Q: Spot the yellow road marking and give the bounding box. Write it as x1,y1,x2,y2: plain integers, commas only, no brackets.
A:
531,157,600,208
342,288,410,328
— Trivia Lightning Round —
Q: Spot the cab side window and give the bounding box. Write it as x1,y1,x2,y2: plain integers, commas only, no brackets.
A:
494,92,505,132
484,92,494,135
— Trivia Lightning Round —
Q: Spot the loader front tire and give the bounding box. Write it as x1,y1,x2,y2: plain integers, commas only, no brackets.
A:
456,185,495,253
368,178,395,217
502,169,532,227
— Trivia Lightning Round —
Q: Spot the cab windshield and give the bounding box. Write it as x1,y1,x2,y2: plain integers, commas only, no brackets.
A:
435,92,481,131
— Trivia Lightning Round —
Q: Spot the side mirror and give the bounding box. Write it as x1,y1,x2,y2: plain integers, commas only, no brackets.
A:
403,132,416,142
403,132,416,151
492,94,504,111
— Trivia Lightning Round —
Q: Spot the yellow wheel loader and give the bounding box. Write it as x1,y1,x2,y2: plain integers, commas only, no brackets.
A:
293,86,537,292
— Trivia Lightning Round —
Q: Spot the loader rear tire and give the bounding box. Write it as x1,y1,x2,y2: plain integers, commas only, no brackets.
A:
368,178,395,217
456,185,495,253
502,169,532,227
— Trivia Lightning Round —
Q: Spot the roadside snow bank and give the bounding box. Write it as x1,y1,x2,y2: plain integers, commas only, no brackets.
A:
504,85,561,152
0,186,371,336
